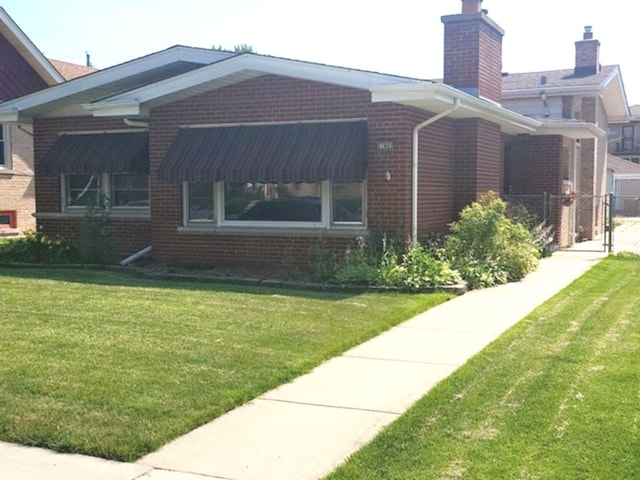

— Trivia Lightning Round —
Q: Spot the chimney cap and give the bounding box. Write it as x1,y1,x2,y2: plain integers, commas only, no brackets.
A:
461,0,483,14
583,25,594,40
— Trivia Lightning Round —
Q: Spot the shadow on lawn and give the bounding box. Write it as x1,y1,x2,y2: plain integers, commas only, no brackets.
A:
0,265,368,300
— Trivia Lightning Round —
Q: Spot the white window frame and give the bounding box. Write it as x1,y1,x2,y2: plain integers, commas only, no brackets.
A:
182,180,367,230
61,174,150,214
0,124,10,170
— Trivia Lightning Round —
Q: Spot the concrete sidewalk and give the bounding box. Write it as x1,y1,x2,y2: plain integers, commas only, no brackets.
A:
2,250,605,480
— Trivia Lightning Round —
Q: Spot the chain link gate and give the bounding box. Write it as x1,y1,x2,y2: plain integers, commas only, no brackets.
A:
609,194,640,254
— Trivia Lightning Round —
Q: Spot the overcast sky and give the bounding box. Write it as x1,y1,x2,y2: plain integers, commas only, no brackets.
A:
3,0,639,105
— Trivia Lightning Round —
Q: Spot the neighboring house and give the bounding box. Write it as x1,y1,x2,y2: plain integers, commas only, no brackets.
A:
502,26,628,246
608,104,640,164
0,7,63,235
0,8,95,236
0,0,629,268
607,154,640,216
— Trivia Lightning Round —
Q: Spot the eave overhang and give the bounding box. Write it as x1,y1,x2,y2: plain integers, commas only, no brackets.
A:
82,54,423,118
502,66,630,124
0,7,64,86
0,46,235,123
370,82,541,135
535,120,605,139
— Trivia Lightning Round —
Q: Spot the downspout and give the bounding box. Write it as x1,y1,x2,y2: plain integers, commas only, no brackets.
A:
412,98,461,245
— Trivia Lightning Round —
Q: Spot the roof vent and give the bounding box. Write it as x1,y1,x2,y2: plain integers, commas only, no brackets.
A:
540,75,548,85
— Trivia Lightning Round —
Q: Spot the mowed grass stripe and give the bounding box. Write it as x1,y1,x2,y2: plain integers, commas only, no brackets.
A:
325,255,640,480
0,267,451,461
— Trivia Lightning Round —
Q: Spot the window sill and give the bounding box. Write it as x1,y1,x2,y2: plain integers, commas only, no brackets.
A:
178,224,368,237
36,210,151,220
0,227,20,237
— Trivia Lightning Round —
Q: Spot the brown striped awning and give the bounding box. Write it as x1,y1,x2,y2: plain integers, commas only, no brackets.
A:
40,131,149,174
158,121,367,182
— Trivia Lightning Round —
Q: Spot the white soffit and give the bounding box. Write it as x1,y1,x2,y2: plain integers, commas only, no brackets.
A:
371,82,541,135
83,54,423,117
0,46,233,121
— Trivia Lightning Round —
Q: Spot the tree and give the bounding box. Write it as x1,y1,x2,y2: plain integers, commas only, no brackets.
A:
212,44,255,53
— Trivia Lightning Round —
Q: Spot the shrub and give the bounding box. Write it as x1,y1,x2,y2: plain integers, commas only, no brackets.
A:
399,243,461,291
0,231,76,264
334,237,378,285
446,192,540,288
75,192,114,265
316,235,461,291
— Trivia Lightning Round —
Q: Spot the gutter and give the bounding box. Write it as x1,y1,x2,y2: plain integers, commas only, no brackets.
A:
412,97,461,246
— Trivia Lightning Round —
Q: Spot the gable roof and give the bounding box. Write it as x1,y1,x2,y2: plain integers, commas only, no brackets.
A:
49,59,97,81
0,44,540,137
0,7,63,87
502,65,629,123
84,53,423,118
0,46,235,121
608,155,640,174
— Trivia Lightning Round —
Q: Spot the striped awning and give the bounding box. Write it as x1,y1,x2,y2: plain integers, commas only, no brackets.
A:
40,131,149,174
158,121,367,182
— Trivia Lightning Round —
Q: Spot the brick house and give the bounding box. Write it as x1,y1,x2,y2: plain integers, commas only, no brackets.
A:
502,26,628,245
0,8,95,236
0,0,627,267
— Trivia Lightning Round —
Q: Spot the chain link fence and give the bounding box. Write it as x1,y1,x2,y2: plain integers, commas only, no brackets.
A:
505,193,640,254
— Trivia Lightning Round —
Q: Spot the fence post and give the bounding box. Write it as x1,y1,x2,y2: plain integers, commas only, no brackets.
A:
607,193,614,253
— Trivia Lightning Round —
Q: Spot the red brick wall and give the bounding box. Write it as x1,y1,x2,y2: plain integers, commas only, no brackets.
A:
454,118,503,211
417,115,456,237
505,135,563,195
148,75,460,268
32,117,152,257
442,13,503,103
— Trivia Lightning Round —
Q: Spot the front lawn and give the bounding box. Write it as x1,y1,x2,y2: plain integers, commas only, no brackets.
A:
325,254,640,479
0,267,451,461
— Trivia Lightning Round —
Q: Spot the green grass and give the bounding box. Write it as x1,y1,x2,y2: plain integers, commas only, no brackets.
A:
325,254,640,480
0,267,451,461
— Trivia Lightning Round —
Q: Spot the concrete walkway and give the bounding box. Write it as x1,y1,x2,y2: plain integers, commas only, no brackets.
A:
2,250,605,480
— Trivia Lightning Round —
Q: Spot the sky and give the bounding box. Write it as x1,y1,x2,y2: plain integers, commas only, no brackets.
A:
2,0,639,105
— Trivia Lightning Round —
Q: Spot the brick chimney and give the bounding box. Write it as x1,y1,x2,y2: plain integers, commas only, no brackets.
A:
442,0,505,102
575,26,600,76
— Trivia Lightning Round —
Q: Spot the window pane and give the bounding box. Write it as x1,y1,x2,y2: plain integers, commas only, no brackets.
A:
188,182,214,221
225,182,321,222
333,182,363,223
67,175,100,207
111,174,149,207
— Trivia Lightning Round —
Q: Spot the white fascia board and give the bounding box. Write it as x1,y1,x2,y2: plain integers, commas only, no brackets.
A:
371,82,540,134
535,121,605,139
615,173,640,180
0,8,64,85
83,101,141,117
502,85,603,100
84,54,421,115
0,110,20,123
0,46,230,118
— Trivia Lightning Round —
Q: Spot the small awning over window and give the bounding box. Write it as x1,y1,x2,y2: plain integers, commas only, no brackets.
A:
40,131,149,174
158,121,367,182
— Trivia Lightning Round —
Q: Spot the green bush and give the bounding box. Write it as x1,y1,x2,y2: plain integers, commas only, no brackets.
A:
446,192,540,288
334,237,379,285
317,235,461,291
0,231,76,264
75,192,114,265
399,244,462,291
